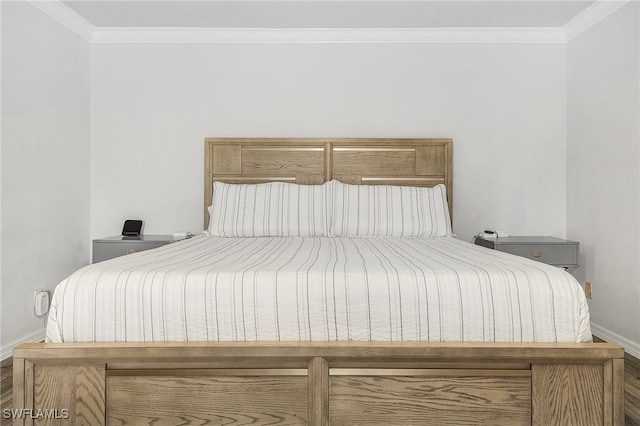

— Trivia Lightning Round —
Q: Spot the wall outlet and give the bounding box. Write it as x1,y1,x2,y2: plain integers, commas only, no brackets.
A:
34,290,50,316
584,282,593,299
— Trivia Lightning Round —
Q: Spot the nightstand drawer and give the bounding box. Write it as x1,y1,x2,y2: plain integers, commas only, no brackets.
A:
93,241,167,263
92,235,182,263
496,243,578,266
475,236,579,269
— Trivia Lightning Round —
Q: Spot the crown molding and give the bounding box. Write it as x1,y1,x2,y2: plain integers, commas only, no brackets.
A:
563,0,630,42
91,27,566,44
27,0,631,45
27,0,94,42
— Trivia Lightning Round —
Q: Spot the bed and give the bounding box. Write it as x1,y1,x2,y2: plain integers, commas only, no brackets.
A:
12,138,624,425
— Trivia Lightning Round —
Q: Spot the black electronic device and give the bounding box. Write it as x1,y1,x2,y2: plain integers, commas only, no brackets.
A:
122,220,143,237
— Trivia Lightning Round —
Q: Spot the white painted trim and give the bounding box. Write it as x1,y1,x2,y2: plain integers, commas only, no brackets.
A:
26,0,94,42
91,26,565,44
591,322,640,359
1,328,46,360
23,0,627,44
563,0,630,42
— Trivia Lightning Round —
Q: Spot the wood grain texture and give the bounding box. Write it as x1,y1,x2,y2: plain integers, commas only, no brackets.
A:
308,357,329,426
21,361,33,426
242,147,325,176
330,375,531,425
332,148,416,176
33,365,105,426
8,358,21,426
212,145,242,175
532,364,603,426
12,341,624,363
416,145,446,176
624,349,640,426
604,359,614,425
612,358,625,426
107,375,307,425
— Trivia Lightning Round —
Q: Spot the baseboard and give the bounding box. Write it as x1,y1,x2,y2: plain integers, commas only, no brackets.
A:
591,322,640,359
1,329,46,360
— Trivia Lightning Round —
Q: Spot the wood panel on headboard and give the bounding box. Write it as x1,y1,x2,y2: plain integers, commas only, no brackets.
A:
204,138,453,228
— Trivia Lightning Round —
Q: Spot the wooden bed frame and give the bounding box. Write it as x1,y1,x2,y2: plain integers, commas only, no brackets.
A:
13,138,624,425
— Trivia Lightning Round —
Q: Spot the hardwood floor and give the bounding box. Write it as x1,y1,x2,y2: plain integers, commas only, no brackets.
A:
1,357,12,426
1,346,639,425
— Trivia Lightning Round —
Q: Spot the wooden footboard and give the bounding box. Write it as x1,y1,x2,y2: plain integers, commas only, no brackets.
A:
12,342,624,425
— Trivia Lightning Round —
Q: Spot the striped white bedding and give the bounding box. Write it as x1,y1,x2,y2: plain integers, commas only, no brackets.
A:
45,235,591,343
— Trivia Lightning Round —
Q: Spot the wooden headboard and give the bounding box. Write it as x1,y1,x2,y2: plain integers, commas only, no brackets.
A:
204,138,453,228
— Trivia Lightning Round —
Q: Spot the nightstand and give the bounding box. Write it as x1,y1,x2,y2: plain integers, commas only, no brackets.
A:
474,236,579,270
92,235,187,263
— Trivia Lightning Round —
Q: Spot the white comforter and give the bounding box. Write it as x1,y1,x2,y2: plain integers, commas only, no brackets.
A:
46,235,591,343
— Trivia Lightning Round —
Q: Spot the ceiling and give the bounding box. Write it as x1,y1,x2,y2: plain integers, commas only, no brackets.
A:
61,1,596,29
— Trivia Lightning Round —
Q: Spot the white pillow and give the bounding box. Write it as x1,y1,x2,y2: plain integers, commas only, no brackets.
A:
209,181,331,237
331,181,452,237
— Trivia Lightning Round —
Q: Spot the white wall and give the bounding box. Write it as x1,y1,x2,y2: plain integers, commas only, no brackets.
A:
1,1,91,357
90,42,568,242
567,2,640,355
